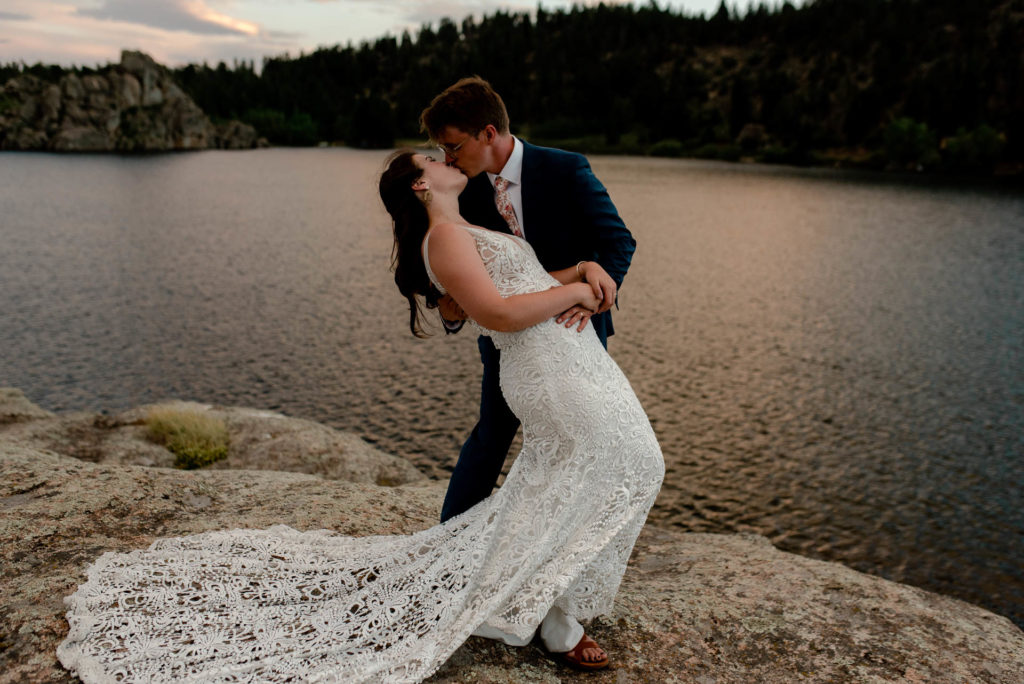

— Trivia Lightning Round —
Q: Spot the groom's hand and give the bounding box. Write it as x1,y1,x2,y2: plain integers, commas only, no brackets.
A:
580,262,617,314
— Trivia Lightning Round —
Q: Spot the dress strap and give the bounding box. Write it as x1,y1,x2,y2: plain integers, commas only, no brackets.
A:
421,229,447,295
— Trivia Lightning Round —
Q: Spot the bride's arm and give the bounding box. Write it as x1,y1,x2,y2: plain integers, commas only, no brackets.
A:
426,223,597,333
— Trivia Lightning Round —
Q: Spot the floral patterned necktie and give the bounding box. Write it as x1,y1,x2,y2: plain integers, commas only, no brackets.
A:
493,176,523,238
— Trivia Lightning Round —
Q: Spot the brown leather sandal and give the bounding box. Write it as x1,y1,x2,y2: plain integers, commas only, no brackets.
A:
555,633,610,671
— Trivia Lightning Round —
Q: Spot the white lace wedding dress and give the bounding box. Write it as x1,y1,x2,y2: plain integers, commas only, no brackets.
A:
57,225,664,683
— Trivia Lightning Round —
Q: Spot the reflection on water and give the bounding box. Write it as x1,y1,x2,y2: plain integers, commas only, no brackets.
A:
1,149,1022,628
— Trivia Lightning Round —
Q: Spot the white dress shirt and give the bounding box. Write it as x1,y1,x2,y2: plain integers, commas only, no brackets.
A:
486,136,526,237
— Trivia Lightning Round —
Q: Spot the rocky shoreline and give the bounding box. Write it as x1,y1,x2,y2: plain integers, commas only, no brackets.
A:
2,387,1023,683
0,52,263,152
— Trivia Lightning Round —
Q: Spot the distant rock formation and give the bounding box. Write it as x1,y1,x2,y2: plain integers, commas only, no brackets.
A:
2,387,1023,683
0,51,263,152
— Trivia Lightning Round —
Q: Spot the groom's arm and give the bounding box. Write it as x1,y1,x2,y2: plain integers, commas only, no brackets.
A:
573,156,634,301
570,155,636,289
552,154,634,329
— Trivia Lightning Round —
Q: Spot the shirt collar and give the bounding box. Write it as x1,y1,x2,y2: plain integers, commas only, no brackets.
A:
487,136,523,188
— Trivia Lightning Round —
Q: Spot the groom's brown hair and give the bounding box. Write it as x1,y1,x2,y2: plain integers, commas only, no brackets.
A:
420,77,510,140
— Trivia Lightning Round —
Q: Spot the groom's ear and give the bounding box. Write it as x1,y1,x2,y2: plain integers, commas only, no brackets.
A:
481,125,498,143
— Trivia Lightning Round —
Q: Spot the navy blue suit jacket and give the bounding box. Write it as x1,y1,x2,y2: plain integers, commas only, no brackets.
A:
457,141,635,341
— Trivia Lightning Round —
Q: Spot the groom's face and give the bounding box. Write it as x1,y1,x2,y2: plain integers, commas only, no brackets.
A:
436,126,487,178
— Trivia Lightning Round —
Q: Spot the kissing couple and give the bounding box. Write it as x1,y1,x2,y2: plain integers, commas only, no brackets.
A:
57,77,664,683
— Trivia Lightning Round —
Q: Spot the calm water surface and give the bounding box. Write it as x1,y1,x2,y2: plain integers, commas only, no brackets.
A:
1,149,1022,628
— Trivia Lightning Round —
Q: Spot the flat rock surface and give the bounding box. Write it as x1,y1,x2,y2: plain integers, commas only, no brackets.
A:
1,391,1022,683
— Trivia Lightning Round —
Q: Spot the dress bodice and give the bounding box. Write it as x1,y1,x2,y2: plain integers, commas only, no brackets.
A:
421,224,563,347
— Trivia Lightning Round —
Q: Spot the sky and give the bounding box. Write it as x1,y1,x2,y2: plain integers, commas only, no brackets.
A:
0,1,787,69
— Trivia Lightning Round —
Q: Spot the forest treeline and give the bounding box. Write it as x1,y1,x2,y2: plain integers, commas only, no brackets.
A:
4,0,1022,174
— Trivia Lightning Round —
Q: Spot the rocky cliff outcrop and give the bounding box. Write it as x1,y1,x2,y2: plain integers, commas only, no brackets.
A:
2,389,1023,683
0,51,262,152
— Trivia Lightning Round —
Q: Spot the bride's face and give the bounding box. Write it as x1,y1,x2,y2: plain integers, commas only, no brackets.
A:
413,154,467,195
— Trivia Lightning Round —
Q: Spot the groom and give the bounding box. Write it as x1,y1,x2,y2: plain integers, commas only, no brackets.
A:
420,77,636,524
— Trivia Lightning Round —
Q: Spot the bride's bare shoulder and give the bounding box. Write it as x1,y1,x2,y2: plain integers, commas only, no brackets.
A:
423,223,475,263
427,221,464,237
425,222,476,246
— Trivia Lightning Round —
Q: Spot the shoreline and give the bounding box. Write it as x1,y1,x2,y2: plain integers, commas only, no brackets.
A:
3,140,1022,186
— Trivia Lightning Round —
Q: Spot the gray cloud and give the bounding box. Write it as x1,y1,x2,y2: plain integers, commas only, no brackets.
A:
0,11,32,21
77,0,254,36
268,29,304,40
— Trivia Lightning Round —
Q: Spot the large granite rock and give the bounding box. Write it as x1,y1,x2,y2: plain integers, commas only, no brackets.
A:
1,391,1022,683
0,397,424,487
0,445,443,684
0,51,258,152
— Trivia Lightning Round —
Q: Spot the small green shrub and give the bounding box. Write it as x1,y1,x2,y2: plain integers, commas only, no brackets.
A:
243,107,320,146
942,125,1004,173
648,139,686,157
757,145,819,166
758,145,794,164
693,143,743,161
145,407,229,469
883,117,939,169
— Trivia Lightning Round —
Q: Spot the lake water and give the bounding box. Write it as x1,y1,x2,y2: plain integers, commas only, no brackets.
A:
1,149,1021,629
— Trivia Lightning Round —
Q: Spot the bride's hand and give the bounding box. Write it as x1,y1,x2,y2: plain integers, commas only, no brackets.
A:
555,283,599,332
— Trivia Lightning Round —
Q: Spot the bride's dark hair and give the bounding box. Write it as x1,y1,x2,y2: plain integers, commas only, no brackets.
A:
379,149,440,337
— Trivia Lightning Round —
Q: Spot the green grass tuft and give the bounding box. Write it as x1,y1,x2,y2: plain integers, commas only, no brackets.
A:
144,407,229,469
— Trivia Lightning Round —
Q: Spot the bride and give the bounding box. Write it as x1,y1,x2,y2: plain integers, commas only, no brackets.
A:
56,151,664,683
